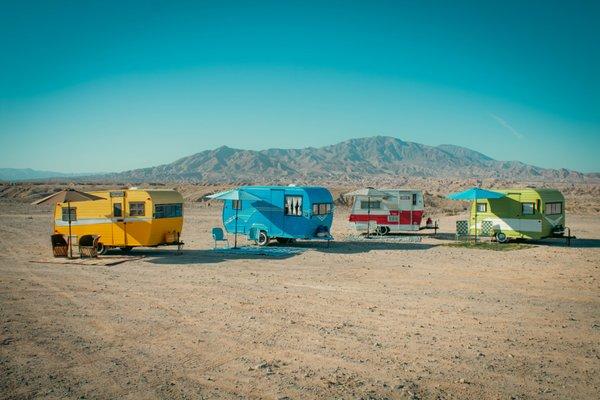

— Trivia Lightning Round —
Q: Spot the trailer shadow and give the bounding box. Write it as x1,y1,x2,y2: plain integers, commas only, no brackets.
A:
116,248,303,266
110,239,436,266
427,232,457,241
525,237,600,248
426,234,600,248
273,240,436,254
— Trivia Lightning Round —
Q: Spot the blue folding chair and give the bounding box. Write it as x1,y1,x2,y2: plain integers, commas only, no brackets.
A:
248,227,259,243
212,227,229,249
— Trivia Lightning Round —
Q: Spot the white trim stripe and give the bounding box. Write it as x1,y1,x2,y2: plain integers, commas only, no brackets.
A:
480,218,542,233
55,217,154,226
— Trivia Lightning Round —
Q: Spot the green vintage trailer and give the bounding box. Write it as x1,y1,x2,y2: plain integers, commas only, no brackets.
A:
470,188,566,242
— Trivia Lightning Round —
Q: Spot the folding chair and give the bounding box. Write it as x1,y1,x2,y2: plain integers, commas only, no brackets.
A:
456,220,469,240
79,235,100,258
248,227,259,243
212,227,229,249
51,234,68,257
481,220,493,237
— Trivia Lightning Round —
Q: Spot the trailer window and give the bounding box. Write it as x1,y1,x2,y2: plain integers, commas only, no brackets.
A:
154,203,183,219
113,203,123,217
285,196,303,216
522,203,534,215
312,203,332,215
412,193,417,206
232,200,241,210
129,202,145,216
476,203,487,212
61,207,77,221
360,200,381,210
545,202,562,215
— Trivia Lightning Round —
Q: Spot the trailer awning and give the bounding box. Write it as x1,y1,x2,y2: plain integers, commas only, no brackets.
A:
206,189,261,201
446,187,505,201
344,188,388,198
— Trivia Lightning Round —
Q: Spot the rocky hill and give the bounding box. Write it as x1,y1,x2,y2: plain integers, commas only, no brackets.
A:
103,136,591,184
0,168,85,181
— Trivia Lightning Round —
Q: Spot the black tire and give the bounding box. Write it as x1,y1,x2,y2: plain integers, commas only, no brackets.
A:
120,246,133,253
496,232,508,243
375,226,390,236
96,242,108,255
256,231,270,246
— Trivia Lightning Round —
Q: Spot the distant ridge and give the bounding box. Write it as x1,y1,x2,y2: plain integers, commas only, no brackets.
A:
101,136,593,183
0,168,91,182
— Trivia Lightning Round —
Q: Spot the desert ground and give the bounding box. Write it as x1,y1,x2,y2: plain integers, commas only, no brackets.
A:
1,194,599,399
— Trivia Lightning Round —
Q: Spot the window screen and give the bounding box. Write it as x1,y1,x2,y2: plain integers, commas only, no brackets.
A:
154,203,183,219
476,203,487,212
360,200,381,210
522,203,534,215
61,207,77,221
113,203,123,217
285,196,303,216
129,202,145,216
545,202,562,215
232,200,241,210
312,203,332,215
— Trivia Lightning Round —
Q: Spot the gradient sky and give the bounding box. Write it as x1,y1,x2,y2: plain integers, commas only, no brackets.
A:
1,1,598,173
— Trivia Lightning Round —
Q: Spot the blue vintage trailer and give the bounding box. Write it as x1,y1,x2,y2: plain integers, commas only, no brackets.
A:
220,186,334,246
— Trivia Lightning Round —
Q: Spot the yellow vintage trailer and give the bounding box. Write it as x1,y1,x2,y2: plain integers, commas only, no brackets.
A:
53,188,183,254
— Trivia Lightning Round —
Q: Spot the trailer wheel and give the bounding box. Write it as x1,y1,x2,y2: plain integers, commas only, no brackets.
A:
256,231,270,246
495,232,508,243
376,226,390,236
96,242,108,255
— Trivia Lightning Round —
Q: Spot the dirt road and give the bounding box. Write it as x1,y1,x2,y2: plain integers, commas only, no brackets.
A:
1,200,599,399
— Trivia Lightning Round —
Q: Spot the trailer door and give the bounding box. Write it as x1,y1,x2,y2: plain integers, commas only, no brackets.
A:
270,189,285,237
507,192,522,232
111,196,127,246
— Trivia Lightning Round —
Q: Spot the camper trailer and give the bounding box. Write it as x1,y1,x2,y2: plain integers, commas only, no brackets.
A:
472,188,566,242
53,188,184,254
348,189,425,235
220,186,334,245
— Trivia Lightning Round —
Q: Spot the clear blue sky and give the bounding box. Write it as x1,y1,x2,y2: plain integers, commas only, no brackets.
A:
1,1,598,173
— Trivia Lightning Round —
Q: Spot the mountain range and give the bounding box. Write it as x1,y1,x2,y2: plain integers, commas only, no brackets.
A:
2,137,595,183
101,136,594,184
0,168,93,182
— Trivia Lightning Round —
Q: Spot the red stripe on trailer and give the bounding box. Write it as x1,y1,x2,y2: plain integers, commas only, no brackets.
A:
349,210,424,225
349,214,391,224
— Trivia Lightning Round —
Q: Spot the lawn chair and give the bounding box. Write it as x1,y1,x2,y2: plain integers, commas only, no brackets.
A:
480,220,494,237
51,234,68,257
79,235,100,258
212,227,229,249
456,220,469,240
248,227,259,243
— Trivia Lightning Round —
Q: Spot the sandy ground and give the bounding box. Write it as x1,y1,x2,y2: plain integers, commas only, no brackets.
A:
0,200,599,399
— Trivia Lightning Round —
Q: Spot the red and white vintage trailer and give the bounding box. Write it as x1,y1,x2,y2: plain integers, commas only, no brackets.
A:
348,189,426,235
